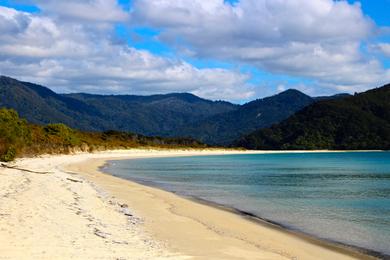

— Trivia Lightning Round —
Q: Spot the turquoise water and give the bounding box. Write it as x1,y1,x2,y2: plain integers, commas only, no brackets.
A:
104,152,390,256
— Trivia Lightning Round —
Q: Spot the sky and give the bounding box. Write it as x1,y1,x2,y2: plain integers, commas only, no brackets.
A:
0,0,389,102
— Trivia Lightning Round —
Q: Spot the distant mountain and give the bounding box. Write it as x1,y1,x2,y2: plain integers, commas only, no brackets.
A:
314,93,351,101
235,84,390,150
63,92,237,136
177,89,315,145
0,76,237,136
1,76,349,145
0,76,105,130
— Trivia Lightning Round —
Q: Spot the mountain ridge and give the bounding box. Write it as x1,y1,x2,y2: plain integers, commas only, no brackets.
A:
0,75,350,145
0,76,238,136
234,84,390,150
176,88,315,145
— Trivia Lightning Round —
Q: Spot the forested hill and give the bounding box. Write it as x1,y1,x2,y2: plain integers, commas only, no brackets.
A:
0,76,237,136
177,89,315,145
234,84,390,150
0,76,321,144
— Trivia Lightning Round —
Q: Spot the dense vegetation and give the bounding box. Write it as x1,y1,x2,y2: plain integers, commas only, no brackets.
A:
1,76,322,145
178,89,315,145
0,108,206,162
0,76,236,137
235,84,390,150
0,109,30,161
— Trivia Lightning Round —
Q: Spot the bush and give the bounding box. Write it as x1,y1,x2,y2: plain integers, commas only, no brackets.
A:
44,123,81,146
1,146,16,162
0,109,31,161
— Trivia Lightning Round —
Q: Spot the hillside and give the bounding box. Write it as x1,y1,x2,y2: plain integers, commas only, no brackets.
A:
0,76,321,144
0,76,237,136
64,92,237,136
0,76,105,130
177,89,315,145
235,84,390,150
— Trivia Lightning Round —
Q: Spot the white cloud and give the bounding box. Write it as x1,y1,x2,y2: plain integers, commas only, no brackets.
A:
0,6,254,101
372,43,390,57
131,0,390,92
35,0,128,23
276,84,286,92
0,6,90,58
1,0,389,101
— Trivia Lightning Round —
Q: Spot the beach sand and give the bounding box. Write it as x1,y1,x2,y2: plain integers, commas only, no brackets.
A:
0,149,377,259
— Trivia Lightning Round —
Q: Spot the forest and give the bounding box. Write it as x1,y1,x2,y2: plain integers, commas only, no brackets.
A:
235,84,390,150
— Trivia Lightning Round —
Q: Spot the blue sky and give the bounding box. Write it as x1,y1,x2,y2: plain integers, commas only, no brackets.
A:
0,0,389,102
348,0,389,26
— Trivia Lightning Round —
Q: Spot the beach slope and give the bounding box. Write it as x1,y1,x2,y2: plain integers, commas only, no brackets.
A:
0,150,376,259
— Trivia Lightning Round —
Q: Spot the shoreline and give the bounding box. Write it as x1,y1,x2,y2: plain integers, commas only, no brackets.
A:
0,149,384,259
187,196,387,260
100,157,386,260
65,149,379,259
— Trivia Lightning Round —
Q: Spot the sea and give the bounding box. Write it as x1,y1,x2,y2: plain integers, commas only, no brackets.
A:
103,152,390,256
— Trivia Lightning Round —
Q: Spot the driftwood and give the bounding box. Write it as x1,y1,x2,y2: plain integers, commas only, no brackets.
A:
66,177,83,183
0,163,53,175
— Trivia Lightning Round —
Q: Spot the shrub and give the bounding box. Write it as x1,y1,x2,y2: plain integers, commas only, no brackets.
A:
0,109,31,161
44,123,81,146
1,146,16,162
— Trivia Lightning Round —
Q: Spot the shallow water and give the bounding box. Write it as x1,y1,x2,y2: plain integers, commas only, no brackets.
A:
104,152,390,255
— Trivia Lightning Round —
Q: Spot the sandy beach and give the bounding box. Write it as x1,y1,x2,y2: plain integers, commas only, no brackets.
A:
0,149,377,259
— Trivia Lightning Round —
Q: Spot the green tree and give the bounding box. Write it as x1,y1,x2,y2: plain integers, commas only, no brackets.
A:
43,123,81,146
0,109,31,161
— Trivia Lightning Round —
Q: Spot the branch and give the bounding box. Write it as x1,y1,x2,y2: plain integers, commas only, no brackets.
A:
1,163,53,174
66,177,83,183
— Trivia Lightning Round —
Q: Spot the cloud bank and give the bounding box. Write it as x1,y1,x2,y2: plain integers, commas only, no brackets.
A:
0,5,254,101
132,0,390,92
0,0,389,101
